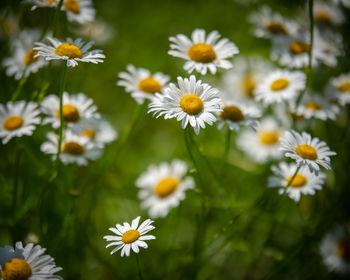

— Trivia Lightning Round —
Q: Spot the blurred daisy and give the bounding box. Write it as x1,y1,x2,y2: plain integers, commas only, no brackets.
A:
327,73,350,106
71,118,117,147
217,99,261,131
313,2,345,26
2,29,48,80
0,241,62,279
168,29,239,75
332,0,350,8
255,70,306,105
41,130,102,165
103,216,155,257
136,159,195,218
280,130,336,174
28,0,58,10
291,92,339,121
237,117,283,163
221,56,273,100
0,101,41,144
34,37,105,67
248,6,298,38
117,65,170,104
41,91,100,129
268,162,325,202
148,75,222,135
62,0,95,24
73,18,114,44
320,226,350,274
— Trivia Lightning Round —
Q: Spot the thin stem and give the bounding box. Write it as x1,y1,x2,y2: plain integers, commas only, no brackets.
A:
286,166,301,188
221,127,232,177
11,76,26,101
52,0,64,37
135,254,144,280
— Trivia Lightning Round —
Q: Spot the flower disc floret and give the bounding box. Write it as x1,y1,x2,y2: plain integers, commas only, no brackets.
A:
54,43,82,58
23,50,39,65
266,22,287,35
270,78,290,91
337,238,350,262
337,82,350,92
289,41,310,55
260,131,279,145
220,105,245,122
58,104,80,123
180,95,204,115
1,258,32,280
154,177,179,198
62,141,85,155
3,116,24,131
138,77,161,94
188,43,216,63
295,144,318,160
64,0,80,13
122,230,140,244
287,174,307,188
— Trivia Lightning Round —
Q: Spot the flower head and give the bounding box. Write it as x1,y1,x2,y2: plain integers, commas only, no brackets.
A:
63,0,95,24
327,73,350,106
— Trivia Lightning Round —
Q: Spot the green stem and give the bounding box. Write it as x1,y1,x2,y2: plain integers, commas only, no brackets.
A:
11,76,26,101
52,0,64,37
221,127,231,177
135,254,144,280
286,166,301,188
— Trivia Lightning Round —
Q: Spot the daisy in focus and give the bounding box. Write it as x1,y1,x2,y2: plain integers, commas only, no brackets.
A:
268,162,325,202
320,225,350,274
34,37,105,67
103,216,155,257
313,1,345,26
280,130,336,174
148,75,222,135
2,29,48,80
62,0,95,24
248,6,299,39
168,29,239,75
136,159,195,218
117,64,170,104
254,70,306,105
0,241,62,280
217,99,261,132
28,0,58,10
327,73,350,106
41,91,100,129
41,130,102,165
237,117,283,163
0,101,41,144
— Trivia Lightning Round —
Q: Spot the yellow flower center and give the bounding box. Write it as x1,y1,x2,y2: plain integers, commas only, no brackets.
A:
266,22,287,35
154,177,179,198
337,82,350,92
270,78,290,91
220,105,245,122
138,77,161,94
64,0,80,14
180,94,204,115
295,144,317,160
286,174,307,188
289,41,310,55
54,43,82,59
315,12,331,24
188,43,216,63
241,75,256,97
337,238,350,262
80,129,96,140
3,116,24,131
23,49,39,65
56,104,80,123
62,141,85,155
259,131,279,145
122,229,140,244
1,258,32,280
46,0,57,4
305,102,322,111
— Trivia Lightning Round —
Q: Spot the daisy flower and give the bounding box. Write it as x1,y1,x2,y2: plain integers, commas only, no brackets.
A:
28,0,58,10
40,91,100,129
34,37,105,67
103,216,155,257
41,130,102,166
217,99,261,132
320,226,350,274
168,29,239,75
313,2,345,26
333,0,350,9
268,162,325,202
2,29,48,80
136,159,195,218
254,70,306,105
280,130,336,174
221,56,274,100
248,6,299,39
0,241,62,279
117,64,170,104
148,75,222,135
237,117,283,163
62,0,95,24
327,73,350,106
0,101,41,144
73,18,114,44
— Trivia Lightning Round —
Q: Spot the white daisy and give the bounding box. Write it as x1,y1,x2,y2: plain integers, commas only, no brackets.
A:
254,70,306,105
136,159,195,218
103,216,155,257
2,29,48,80
71,117,117,147
217,99,261,132
268,162,325,202
148,75,222,135
313,2,345,26
0,241,62,280
333,0,350,9
34,37,105,67
0,101,41,144
327,73,350,106
117,64,170,104
62,0,95,24
320,226,350,274
28,0,58,10
248,6,299,39
237,117,283,163
73,18,114,44
40,91,100,129
41,130,102,166
280,130,336,174
168,29,239,75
